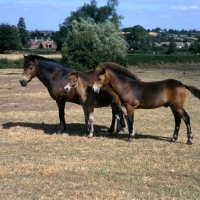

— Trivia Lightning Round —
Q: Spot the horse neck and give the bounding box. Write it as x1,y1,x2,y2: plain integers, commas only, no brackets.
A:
76,73,92,101
36,61,64,86
107,70,129,97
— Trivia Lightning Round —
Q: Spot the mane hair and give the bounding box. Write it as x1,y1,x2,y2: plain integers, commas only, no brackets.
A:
25,54,58,63
24,54,70,70
97,62,140,81
70,70,93,86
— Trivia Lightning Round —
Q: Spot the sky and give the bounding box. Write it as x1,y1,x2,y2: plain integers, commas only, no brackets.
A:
0,0,200,31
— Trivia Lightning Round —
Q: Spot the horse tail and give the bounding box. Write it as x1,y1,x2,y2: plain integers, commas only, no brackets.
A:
185,85,200,99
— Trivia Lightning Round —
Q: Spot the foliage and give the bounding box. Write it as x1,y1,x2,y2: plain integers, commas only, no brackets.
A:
54,26,68,51
189,35,200,54
167,40,176,54
123,25,150,52
0,23,22,53
0,58,23,69
61,0,123,28
29,29,44,39
62,19,128,70
17,17,29,46
127,54,200,66
56,0,123,50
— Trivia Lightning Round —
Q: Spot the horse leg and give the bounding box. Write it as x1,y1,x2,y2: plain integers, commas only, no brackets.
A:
118,106,126,131
88,111,94,138
108,102,126,136
107,103,116,133
56,100,66,135
115,106,126,136
170,108,182,142
176,108,193,145
82,107,90,136
126,106,135,142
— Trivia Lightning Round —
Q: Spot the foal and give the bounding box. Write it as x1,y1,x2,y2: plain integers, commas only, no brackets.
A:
93,63,200,144
63,71,100,138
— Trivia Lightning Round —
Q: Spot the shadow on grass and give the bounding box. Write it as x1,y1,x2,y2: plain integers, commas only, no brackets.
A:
2,121,174,143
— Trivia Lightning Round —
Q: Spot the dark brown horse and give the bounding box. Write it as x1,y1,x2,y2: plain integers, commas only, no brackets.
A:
19,55,130,135
93,62,200,144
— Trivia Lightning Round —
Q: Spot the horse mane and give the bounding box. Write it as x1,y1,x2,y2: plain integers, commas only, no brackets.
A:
25,54,61,63
97,62,140,81
24,54,70,70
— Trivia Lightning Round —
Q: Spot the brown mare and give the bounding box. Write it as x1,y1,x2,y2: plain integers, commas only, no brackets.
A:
93,62,200,144
19,55,128,135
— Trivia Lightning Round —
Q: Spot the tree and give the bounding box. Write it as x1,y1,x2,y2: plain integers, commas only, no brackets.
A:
167,41,176,54
0,23,22,53
62,0,123,28
55,26,68,51
56,0,123,50
189,35,200,54
123,25,149,52
62,19,128,70
17,17,29,46
29,29,43,39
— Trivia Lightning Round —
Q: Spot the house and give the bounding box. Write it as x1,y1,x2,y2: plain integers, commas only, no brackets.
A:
39,41,57,49
155,42,191,48
28,37,44,49
28,37,57,49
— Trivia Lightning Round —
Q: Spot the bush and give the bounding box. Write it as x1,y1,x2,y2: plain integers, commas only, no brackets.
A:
62,19,128,71
0,58,23,69
127,54,200,66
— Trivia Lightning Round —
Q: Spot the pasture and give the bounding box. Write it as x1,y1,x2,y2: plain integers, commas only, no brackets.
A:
0,64,200,199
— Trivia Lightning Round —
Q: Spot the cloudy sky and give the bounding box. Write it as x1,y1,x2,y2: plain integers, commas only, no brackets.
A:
0,0,200,31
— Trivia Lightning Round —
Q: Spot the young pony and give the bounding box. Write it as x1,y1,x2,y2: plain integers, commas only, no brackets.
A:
92,62,200,145
64,71,97,138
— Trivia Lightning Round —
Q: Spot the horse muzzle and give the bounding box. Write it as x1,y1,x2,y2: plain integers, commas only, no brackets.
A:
64,86,71,93
92,85,100,93
19,79,29,87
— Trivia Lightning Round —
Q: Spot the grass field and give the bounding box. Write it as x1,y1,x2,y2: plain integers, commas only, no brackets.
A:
0,64,200,199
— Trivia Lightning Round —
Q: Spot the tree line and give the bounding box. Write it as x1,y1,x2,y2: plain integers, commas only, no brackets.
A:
0,0,200,70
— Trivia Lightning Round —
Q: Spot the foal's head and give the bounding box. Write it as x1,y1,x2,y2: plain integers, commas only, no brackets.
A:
92,67,108,93
64,71,78,93
19,55,39,87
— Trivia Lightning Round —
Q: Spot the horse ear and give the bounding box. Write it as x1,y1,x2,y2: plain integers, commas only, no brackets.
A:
75,71,78,78
23,54,26,58
99,67,106,75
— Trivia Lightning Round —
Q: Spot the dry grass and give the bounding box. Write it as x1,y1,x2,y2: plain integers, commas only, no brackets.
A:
148,32,158,36
0,54,61,60
0,65,200,199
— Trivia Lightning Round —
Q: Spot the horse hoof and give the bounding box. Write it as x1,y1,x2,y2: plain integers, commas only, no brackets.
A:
56,130,63,135
171,138,176,142
107,128,114,133
87,134,93,139
114,133,119,137
126,138,132,142
187,139,192,145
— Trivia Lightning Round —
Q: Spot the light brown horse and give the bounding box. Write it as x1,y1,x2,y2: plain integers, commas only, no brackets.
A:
64,71,96,138
93,62,200,144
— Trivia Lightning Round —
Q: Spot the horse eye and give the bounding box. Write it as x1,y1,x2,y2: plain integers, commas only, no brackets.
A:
30,66,33,70
98,77,102,81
